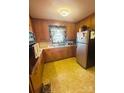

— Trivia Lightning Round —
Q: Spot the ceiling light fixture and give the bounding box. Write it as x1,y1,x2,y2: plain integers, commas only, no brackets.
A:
58,8,70,17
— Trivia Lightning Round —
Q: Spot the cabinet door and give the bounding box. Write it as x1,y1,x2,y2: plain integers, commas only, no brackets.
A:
44,46,76,62
29,76,35,93
30,62,41,92
91,14,95,29
30,53,44,93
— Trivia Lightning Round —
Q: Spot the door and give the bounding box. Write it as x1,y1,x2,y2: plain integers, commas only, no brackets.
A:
76,43,88,68
77,31,89,44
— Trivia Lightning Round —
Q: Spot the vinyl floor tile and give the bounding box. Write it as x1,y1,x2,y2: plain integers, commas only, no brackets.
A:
42,57,95,93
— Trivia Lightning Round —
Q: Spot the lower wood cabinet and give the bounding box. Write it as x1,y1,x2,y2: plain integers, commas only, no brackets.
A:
30,50,45,93
44,45,76,62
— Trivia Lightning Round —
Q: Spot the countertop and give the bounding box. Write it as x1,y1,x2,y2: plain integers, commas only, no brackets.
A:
35,42,76,58
39,42,76,48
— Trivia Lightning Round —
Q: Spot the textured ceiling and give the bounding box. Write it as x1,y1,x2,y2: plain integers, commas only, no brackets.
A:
29,0,95,22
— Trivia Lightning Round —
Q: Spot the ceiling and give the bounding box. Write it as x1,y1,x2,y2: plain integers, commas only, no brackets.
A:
29,0,95,22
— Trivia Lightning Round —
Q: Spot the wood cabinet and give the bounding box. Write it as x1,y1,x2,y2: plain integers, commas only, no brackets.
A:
81,16,92,27
29,46,38,74
30,50,45,93
91,14,95,29
44,46,76,62
76,13,95,32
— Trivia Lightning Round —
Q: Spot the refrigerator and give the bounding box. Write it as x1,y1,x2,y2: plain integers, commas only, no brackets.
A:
76,30,95,68
29,32,36,74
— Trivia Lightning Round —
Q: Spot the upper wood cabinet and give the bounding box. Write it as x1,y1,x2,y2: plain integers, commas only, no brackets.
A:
91,14,95,29
82,16,92,27
76,13,95,32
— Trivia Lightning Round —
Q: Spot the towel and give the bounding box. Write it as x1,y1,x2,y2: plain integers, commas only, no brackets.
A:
33,43,41,58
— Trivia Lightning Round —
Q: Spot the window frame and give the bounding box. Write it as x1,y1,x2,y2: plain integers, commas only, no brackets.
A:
49,25,67,45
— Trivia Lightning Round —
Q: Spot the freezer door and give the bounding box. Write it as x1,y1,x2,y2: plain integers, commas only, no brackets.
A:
77,32,83,43
76,43,88,68
77,31,89,44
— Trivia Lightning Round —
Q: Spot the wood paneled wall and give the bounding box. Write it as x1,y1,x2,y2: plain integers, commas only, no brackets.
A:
76,13,95,32
29,17,33,32
30,13,95,42
31,18,76,42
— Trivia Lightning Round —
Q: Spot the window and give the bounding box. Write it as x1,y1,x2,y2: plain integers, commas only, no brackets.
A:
49,25,66,45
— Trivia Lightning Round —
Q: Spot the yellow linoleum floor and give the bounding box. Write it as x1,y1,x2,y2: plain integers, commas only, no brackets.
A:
42,57,95,93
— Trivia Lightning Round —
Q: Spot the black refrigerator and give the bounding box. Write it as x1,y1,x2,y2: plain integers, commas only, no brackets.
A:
76,30,95,69
29,32,36,74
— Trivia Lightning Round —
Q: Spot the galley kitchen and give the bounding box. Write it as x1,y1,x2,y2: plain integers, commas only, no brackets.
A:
29,0,95,93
